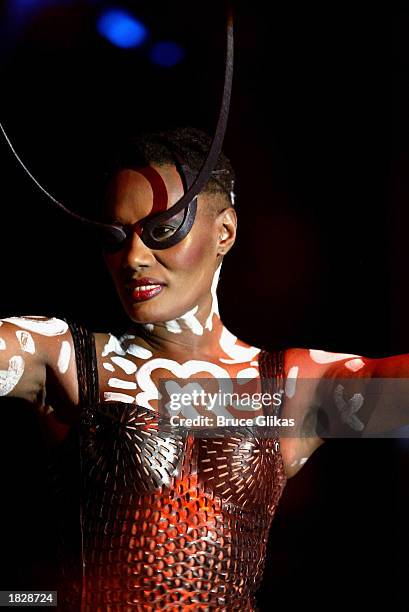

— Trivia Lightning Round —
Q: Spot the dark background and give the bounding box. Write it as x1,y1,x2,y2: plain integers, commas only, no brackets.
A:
0,1,408,609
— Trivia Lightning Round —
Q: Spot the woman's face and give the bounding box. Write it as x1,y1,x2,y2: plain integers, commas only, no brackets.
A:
103,165,231,324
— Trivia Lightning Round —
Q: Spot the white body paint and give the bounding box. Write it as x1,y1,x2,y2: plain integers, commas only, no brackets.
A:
333,384,365,431
0,356,25,396
103,362,115,372
219,327,260,364
126,344,153,360
236,367,259,380
136,358,233,414
309,349,361,364
104,391,135,403
178,306,203,335
16,331,36,355
57,341,72,374
289,457,308,468
2,317,68,336
344,358,365,372
108,378,137,390
164,311,203,335
111,356,137,374
158,265,222,336
164,319,182,334
0,338,6,350
97,265,265,419
102,334,126,357
204,264,221,331
119,334,136,342
285,366,299,398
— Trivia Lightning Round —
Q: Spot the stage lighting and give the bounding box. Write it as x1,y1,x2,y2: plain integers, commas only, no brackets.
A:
149,41,184,67
97,8,148,49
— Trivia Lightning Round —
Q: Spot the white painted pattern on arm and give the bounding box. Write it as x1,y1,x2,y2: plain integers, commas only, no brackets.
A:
2,317,68,336
57,341,72,374
16,331,35,354
334,384,365,431
0,323,5,350
0,356,25,396
285,366,299,398
344,358,365,372
309,349,360,364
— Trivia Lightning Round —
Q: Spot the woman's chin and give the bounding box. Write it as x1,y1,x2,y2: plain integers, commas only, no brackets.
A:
118,291,161,320
117,289,195,326
124,302,193,327
122,301,171,325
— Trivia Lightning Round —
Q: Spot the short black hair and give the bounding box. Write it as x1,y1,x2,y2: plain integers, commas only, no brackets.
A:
110,126,236,206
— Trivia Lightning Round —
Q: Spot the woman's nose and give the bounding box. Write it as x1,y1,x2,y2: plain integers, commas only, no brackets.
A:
122,231,155,270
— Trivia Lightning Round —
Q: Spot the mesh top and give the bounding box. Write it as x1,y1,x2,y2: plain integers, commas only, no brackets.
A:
53,322,287,611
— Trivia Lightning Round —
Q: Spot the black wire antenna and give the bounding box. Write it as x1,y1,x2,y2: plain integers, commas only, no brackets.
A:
0,5,234,246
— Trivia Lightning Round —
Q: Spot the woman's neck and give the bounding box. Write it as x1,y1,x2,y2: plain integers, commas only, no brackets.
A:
124,265,226,360
118,264,260,366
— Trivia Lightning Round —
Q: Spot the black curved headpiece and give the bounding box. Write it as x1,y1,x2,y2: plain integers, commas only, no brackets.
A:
0,6,234,250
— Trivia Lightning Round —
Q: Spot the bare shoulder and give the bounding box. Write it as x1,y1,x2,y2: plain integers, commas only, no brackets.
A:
0,316,83,443
284,346,366,377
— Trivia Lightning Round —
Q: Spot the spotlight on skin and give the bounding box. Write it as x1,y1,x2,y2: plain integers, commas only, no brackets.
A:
149,41,185,67
97,8,148,49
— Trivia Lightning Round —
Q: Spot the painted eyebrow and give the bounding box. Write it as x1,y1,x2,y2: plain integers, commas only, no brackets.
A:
134,166,169,215
105,167,171,227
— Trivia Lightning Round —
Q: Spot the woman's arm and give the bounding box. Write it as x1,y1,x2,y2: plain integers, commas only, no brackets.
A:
282,347,409,477
282,347,372,477
0,316,78,409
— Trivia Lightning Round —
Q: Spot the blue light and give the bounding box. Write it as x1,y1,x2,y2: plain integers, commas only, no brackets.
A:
12,0,39,9
149,41,184,67
97,8,148,49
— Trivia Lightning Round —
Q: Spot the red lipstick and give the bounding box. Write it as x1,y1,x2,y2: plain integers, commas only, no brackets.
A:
126,277,165,303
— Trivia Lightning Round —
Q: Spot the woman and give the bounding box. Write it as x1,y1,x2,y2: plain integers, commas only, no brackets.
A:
0,127,406,610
